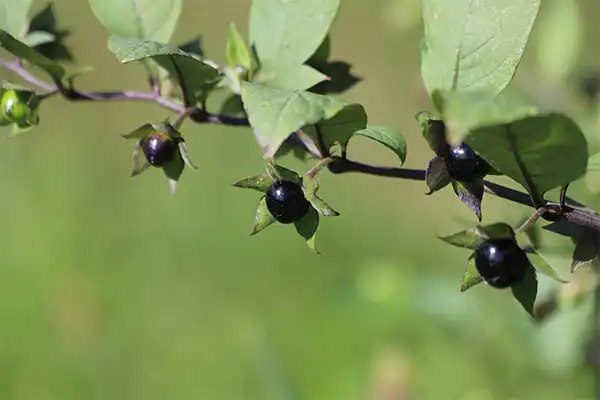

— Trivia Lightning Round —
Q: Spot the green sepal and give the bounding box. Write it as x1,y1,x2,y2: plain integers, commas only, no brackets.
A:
232,173,274,193
476,222,515,241
301,175,339,217
510,265,538,319
120,123,155,140
178,141,198,170
461,255,484,292
294,207,320,253
266,162,301,183
130,142,150,177
415,111,447,155
526,250,568,283
250,196,276,235
451,178,484,222
162,151,185,194
425,155,451,194
571,228,600,273
438,229,485,250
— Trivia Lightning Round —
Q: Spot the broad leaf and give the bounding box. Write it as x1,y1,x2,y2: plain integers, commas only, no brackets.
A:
259,64,329,91
240,82,366,158
251,196,276,235
226,22,252,72
249,0,340,70
510,266,538,319
354,125,407,165
451,178,484,221
0,0,33,39
0,30,65,79
89,0,181,43
420,0,540,98
436,91,588,194
461,256,483,292
232,173,274,193
425,155,450,194
294,207,320,253
438,229,484,250
108,36,219,106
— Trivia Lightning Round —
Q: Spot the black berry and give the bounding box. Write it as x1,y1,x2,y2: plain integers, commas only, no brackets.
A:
141,133,177,167
473,238,529,289
444,142,490,181
265,180,310,224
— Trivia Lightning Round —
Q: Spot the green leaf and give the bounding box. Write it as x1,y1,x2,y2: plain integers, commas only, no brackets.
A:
120,122,154,140
420,0,540,98
0,0,33,39
240,82,366,158
438,229,484,250
89,0,182,43
451,178,484,222
266,162,300,183
23,31,56,47
226,22,252,72
249,0,340,70
162,151,185,194
415,111,446,155
526,251,568,283
436,91,589,194
571,229,600,273
301,175,339,217
259,64,329,91
107,36,220,106
294,207,320,253
476,222,515,241
232,173,274,193
534,0,583,82
510,266,538,319
251,196,276,235
425,155,451,194
308,35,331,66
461,256,483,292
0,30,65,79
354,125,407,165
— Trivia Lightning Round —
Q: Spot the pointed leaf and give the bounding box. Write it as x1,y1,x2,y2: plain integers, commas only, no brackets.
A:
294,207,320,253
571,229,600,273
301,175,339,217
510,266,538,319
162,152,185,194
251,196,276,235
259,64,329,91
0,30,65,79
353,125,407,165
526,251,568,283
178,142,197,170
89,0,182,43
226,21,252,72
108,36,220,106
266,163,301,183
451,178,484,222
438,229,484,250
0,0,33,39
461,256,483,292
420,0,540,98
476,222,515,241
130,143,150,177
232,173,274,193
425,155,451,194
415,111,447,155
249,0,340,70
240,82,366,158
121,123,154,140
308,61,361,95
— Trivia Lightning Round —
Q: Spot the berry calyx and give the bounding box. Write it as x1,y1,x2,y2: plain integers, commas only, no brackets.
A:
444,142,491,181
140,132,177,167
473,238,529,289
265,180,311,224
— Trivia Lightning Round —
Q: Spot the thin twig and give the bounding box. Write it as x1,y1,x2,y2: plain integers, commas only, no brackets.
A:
305,157,333,178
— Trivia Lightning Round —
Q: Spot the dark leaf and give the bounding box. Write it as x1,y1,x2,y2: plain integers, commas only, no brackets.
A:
451,178,484,222
308,61,362,95
162,151,185,194
178,36,204,57
415,111,447,155
294,207,320,253
425,155,451,194
511,266,538,319
571,228,600,272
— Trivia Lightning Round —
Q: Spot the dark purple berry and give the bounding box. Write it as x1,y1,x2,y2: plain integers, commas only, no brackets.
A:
444,142,491,181
265,180,310,224
141,133,177,167
473,238,529,289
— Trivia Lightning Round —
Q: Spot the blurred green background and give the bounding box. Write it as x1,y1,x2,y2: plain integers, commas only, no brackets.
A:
0,0,599,399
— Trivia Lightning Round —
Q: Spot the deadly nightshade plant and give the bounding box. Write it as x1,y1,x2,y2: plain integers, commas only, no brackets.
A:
121,119,198,194
232,160,339,253
0,83,40,135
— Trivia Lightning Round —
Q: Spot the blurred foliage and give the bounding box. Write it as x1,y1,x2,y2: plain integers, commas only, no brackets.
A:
0,0,597,399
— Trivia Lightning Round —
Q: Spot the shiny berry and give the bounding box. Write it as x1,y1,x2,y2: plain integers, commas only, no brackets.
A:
444,142,490,181
265,180,310,224
473,238,529,289
140,133,177,167
1,89,37,126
